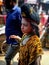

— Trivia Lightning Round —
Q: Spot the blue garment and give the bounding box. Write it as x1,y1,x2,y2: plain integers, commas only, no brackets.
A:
5,5,22,44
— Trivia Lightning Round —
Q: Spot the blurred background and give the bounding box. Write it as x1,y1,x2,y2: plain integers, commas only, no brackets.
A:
0,0,49,65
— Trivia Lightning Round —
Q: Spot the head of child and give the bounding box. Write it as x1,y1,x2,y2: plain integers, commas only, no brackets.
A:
21,3,40,37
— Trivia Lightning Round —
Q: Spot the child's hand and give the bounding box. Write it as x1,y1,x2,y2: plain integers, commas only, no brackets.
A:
9,35,17,39
9,35,21,41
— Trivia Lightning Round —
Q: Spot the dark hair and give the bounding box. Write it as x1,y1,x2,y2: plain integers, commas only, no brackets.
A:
21,3,40,25
31,23,40,37
3,0,11,9
47,16,49,23
3,0,17,3
3,0,17,10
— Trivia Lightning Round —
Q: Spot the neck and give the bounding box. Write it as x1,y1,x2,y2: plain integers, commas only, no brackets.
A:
25,32,35,36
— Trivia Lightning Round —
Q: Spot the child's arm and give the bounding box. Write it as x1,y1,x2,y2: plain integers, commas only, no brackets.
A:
9,35,21,42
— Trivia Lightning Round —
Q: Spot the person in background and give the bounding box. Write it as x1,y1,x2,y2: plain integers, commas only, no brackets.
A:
40,16,49,48
10,3,43,65
39,11,47,35
3,0,22,65
45,16,49,48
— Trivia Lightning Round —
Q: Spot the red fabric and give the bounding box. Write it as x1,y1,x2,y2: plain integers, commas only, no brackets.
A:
40,17,47,26
3,15,7,24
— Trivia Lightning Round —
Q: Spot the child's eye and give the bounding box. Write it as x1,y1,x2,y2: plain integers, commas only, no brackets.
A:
23,24,28,26
22,23,28,26
21,22,28,26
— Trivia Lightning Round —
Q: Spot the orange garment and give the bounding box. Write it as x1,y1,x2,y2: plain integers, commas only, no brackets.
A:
0,1,3,5
18,35,43,65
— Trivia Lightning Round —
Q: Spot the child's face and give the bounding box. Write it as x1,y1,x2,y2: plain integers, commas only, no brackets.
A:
21,18,32,34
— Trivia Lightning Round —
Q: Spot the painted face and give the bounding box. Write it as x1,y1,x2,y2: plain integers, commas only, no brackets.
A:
21,18,32,34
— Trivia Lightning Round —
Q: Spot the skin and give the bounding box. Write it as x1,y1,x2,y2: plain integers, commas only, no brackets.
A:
21,18,32,34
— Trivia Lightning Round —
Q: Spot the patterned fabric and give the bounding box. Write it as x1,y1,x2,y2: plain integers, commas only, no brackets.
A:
18,35,43,65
